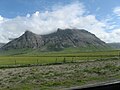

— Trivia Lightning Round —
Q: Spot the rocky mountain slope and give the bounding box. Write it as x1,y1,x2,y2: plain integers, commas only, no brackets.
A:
1,28,109,51
0,43,5,48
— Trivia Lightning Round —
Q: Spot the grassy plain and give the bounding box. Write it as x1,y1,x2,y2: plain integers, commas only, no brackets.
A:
0,50,120,66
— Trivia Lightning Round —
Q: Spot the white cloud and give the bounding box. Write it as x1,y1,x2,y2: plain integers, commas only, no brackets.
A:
113,6,120,16
26,14,30,18
107,29,120,42
0,15,3,21
0,2,119,43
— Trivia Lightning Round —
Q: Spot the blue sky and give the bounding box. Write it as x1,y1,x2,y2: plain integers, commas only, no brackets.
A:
0,0,73,18
0,0,120,43
0,0,119,19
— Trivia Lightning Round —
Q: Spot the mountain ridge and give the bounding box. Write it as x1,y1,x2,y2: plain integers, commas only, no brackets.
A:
1,28,109,51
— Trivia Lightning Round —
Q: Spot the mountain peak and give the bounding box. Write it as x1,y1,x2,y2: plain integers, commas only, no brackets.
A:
24,30,34,35
57,28,62,31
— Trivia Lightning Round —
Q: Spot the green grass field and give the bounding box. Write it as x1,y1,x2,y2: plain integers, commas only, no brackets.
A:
0,50,120,66
0,49,120,90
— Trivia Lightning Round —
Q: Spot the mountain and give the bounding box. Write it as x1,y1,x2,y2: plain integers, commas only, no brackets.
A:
1,31,44,50
1,28,109,51
108,43,120,49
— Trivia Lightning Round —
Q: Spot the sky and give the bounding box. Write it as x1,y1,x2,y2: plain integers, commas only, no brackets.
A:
0,0,120,43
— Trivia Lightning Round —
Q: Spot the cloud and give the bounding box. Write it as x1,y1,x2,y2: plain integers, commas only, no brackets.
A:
0,2,85,43
113,6,120,16
0,2,119,43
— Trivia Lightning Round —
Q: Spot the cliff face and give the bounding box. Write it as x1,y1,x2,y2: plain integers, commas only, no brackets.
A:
1,28,108,51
